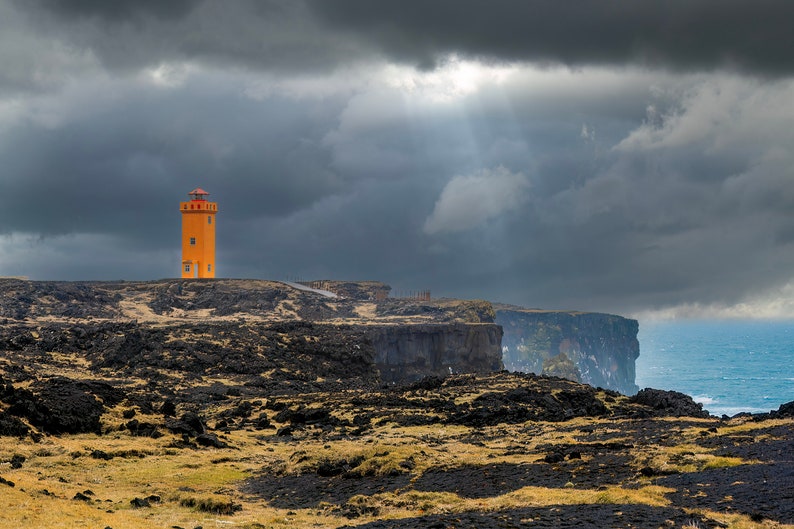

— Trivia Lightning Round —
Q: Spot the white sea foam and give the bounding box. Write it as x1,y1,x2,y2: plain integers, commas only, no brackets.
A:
693,395,716,406
709,405,770,416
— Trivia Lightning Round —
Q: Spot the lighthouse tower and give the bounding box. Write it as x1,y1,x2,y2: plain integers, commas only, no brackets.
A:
180,188,217,278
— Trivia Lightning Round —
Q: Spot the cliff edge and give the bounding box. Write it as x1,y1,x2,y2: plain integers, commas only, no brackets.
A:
0,278,504,386
496,307,639,395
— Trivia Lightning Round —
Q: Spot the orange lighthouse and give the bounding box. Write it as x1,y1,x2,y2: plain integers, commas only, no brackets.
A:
180,188,217,278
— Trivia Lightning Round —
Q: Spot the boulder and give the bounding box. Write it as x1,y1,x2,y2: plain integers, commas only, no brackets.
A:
6,377,118,434
773,400,794,418
0,412,29,437
629,388,709,418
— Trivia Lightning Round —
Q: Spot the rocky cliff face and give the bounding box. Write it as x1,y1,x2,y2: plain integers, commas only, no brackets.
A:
0,279,505,388
370,324,503,384
0,279,639,392
496,310,639,395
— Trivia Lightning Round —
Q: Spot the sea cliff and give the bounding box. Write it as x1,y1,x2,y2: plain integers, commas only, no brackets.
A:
371,323,503,383
0,279,640,390
496,308,640,395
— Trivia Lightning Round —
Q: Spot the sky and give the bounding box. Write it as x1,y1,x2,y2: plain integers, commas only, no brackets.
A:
1,0,794,319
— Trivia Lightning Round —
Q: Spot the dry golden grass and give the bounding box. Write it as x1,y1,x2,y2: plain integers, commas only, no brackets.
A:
693,510,794,529
635,442,750,475
1,412,792,529
2,367,792,529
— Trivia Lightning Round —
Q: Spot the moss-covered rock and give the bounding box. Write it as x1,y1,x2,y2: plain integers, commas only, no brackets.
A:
541,352,582,383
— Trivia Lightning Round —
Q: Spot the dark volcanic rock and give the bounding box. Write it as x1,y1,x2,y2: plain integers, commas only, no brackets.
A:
242,472,410,510
273,406,336,427
629,388,710,418
406,375,445,391
5,377,120,434
165,412,207,437
698,423,794,464
658,463,794,524
449,384,608,426
371,323,503,384
130,497,151,508
73,491,93,502
773,400,794,417
160,400,177,417
196,433,229,448
0,412,29,437
413,456,634,498
0,280,121,320
340,372,617,429
339,504,722,529
124,419,162,438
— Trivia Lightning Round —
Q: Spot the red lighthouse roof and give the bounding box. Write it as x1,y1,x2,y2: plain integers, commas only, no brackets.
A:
188,188,209,200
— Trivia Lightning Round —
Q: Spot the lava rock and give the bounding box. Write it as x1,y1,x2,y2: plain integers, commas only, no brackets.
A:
629,388,710,418
406,376,444,391
253,413,272,429
196,433,229,448
161,399,177,417
6,377,119,434
544,452,565,464
773,400,794,418
73,491,93,501
165,412,206,437
130,497,151,508
124,419,162,438
0,412,29,437
276,426,293,437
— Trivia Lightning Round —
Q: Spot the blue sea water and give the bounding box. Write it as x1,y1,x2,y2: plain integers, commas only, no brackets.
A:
636,320,794,417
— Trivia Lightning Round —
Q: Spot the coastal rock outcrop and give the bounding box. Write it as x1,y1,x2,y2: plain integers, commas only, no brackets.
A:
628,388,710,418
0,279,638,392
496,309,639,395
370,324,503,384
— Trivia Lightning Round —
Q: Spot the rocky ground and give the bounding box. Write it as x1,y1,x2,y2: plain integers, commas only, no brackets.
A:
0,279,792,529
1,364,792,529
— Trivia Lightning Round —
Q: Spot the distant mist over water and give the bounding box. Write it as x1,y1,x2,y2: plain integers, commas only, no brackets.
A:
636,320,794,416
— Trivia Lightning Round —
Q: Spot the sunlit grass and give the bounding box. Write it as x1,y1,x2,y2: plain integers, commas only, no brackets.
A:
692,509,794,529
634,441,754,475
2,385,791,529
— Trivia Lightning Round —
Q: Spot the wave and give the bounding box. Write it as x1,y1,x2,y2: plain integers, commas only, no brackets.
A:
693,395,717,406
708,405,770,416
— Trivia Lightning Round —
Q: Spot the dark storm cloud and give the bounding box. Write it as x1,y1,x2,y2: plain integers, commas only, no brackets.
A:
0,76,348,245
12,0,355,76
307,0,794,75
3,0,794,317
13,0,794,77
25,0,199,21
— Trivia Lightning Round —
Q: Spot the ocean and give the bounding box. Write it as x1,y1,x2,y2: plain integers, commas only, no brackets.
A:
635,320,794,417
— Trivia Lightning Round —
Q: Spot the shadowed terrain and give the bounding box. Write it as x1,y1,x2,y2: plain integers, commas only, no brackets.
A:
1,279,792,529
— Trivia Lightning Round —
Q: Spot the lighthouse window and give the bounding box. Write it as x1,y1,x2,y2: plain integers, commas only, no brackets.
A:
208,216,212,224
208,264,212,272
184,264,190,272
189,237,196,245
